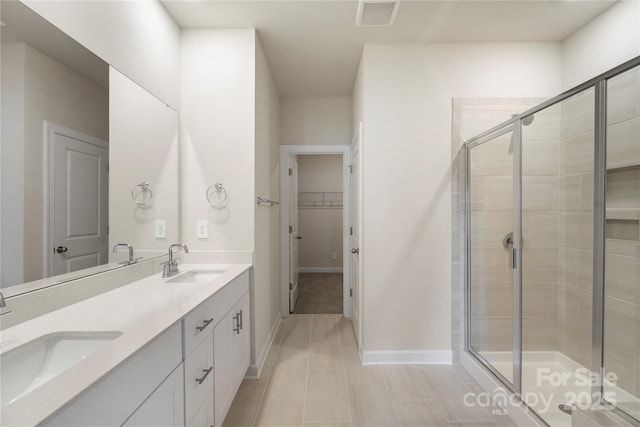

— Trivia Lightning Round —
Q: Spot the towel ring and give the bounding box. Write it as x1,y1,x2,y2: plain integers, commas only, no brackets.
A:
131,182,153,208
206,183,228,209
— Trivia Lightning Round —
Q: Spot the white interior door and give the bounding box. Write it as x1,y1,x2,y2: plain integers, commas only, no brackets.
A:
289,156,300,313
350,130,361,343
48,123,108,276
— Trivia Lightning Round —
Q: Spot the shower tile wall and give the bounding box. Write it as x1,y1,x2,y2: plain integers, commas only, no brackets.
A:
604,67,640,399
451,98,544,362
453,70,640,402
521,105,562,352
553,88,595,370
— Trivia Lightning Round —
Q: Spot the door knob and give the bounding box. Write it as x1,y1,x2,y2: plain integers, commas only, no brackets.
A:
296,236,302,240
56,246,69,254
351,248,359,254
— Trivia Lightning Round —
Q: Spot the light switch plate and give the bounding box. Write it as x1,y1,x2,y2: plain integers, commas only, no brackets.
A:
155,220,167,239
196,220,208,239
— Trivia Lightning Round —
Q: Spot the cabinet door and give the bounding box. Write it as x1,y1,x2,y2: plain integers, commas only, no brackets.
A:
122,365,184,427
232,293,250,385
213,292,250,427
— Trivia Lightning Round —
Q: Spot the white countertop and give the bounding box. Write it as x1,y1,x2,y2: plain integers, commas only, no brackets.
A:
0,263,251,426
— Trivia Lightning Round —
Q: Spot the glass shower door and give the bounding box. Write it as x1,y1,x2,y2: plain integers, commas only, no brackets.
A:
468,125,518,386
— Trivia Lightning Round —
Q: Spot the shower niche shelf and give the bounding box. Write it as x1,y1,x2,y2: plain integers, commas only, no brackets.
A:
605,218,639,241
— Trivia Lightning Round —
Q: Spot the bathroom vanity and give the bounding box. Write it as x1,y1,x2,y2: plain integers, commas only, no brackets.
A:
0,264,251,427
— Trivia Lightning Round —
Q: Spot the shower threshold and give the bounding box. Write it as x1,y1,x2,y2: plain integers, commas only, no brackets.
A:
472,351,640,427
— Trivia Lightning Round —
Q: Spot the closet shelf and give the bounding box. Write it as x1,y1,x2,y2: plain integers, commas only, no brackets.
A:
298,192,343,209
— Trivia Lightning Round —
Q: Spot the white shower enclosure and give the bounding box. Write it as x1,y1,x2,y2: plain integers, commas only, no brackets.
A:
462,56,640,427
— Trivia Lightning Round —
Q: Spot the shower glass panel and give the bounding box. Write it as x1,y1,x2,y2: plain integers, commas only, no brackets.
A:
468,126,515,385
520,88,595,427
603,65,640,421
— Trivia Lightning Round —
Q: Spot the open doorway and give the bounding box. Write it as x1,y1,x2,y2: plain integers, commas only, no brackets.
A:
293,154,343,313
280,145,351,318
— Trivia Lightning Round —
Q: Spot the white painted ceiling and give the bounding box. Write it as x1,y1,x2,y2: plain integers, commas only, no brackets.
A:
162,0,617,97
0,0,108,88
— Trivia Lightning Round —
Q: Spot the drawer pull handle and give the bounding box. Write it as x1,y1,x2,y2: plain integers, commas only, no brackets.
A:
238,309,243,330
195,367,213,385
196,318,213,332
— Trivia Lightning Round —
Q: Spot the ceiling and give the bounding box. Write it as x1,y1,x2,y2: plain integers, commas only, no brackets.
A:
0,0,108,88
163,0,616,97
162,0,615,96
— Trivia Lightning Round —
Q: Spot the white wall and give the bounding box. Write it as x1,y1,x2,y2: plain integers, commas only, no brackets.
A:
108,68,179,258
1,44,26,288
281,97,352,145
297,155,343,271
21,0,180,109
180,29,256,252
354,43,562,356
1,43,109,286
181,29,281,377
562,0,640,89
253,36,282,376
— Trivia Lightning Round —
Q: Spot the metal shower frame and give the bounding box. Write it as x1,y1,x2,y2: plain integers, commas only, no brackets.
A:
463,55,640,426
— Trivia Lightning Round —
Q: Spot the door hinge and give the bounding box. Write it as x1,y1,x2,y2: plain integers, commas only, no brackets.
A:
350,226,353,236
288,168,292,176
289,225,293,233
289,283,293,290
350,288,353,297
348,164,353,174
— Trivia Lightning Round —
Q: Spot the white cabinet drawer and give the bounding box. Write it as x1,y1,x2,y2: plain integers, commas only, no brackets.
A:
212,271,249,326
184,297,215,358
188,389,214,427
184,330,214,425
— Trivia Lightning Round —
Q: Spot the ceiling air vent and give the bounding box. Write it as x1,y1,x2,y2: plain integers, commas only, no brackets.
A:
356,0,400,27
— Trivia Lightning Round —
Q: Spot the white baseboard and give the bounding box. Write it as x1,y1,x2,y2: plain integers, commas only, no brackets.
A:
298,267,343,273
245,314,281,379
362,350,452,365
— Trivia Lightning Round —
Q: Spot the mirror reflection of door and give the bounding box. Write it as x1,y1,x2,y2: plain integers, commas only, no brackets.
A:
289,156,300,313
48,123,109,276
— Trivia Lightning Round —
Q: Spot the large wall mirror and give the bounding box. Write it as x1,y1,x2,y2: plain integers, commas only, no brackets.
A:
0,1,179,294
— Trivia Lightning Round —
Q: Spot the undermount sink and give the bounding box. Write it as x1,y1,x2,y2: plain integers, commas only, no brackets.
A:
166,270,225,283
1,331,122,406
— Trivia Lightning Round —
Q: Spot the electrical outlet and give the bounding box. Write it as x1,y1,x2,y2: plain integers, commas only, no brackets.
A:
155,220,167,239
332,252,338,260
196,220,208,239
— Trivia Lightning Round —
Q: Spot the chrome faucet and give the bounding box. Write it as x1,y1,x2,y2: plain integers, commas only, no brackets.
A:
163,244,189,278
112,243,136,265
0,292,11,315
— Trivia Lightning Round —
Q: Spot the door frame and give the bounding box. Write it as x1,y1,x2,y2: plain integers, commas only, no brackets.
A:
44,121,109,277
279,145,351,318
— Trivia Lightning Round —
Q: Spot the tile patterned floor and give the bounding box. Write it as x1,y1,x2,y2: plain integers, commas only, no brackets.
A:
222,315,518,427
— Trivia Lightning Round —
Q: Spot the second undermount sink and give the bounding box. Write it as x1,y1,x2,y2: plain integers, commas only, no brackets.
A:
166,269,225,283
1,331,122,407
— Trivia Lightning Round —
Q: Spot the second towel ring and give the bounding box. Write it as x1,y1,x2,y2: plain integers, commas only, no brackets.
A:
206,183,228,209
131,181,154,208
